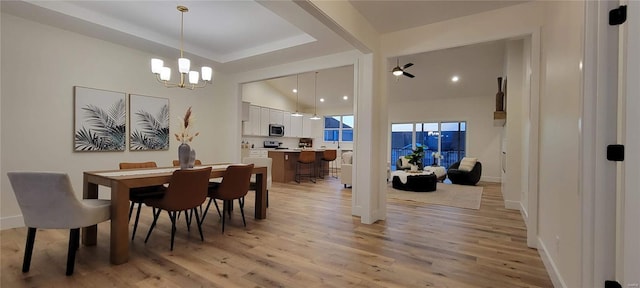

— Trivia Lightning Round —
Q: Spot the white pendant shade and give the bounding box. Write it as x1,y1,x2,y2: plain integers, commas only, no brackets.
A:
178,58,190,74
188,71,199,84
201,67,212,81
151,58,164,74
160,67,171,81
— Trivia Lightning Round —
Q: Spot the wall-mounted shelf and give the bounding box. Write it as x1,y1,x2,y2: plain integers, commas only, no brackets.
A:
494,111,506,126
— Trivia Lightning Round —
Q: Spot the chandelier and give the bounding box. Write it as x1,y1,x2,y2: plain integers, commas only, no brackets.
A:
151,6,212,90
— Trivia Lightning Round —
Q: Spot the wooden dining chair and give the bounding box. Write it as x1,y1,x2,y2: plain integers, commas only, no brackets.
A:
119,162,166,241
202,164,254,233
242,157,271,207
172,159,202,166
7,172,111,275
143,167,212,250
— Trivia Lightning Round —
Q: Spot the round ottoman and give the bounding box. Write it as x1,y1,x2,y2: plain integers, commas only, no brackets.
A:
392,172,437,192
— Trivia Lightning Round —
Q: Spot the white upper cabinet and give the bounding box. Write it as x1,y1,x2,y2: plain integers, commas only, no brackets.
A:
283,111,292,137
302,114,312,138
269,109,284,125
290,114,303,137
260,107,270,136
248,105,261,136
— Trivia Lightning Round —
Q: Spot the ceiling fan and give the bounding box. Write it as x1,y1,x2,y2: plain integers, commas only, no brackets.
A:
391,58,415,78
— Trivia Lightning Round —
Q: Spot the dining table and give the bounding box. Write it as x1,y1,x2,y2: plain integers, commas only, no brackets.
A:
81,164,267,265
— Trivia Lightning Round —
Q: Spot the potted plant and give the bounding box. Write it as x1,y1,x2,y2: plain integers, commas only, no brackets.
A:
404,146,424,172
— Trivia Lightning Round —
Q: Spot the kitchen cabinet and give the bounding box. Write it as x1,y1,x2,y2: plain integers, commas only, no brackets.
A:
283,112,291,137
290,114,303,137
302,113,312,138
249,148,269,158
270,109,283,125
247,105,261,136
260,107,270,136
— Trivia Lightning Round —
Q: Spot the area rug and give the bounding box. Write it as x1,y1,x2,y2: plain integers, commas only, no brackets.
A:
386,183,483,209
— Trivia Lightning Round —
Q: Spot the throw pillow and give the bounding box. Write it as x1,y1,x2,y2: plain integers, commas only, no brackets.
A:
458,157,477,172
400,156,411,168
342,152,353,164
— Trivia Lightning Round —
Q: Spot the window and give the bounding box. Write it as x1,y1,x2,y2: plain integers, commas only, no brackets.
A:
390,121,466,170
324,115,354,142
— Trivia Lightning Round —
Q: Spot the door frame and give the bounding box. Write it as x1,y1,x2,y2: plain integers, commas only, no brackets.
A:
618,0,640,285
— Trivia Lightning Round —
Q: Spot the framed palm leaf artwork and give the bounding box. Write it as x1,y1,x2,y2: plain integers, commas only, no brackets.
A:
74,86,126,152
129,94,169,151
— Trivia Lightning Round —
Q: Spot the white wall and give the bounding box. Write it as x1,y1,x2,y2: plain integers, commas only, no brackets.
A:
503,39,525,208
537,1,584,287
0,13,234,228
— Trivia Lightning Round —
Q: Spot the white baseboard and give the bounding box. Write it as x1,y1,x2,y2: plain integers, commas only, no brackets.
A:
1,215,24,230
480,176,501,183
520,202,529,225
538,237,568,288
505,200,521,210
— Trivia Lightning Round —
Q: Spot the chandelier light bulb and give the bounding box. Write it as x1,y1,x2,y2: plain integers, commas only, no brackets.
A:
151,58,164,74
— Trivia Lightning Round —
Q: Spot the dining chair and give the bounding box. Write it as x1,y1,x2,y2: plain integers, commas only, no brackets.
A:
202,164,254,233
143,167,212,250
172,159,221,189
119,162,166,241
295,150,316,183
172,159,202,166
242,157,271,207
7,172,111,276
319,149,337,179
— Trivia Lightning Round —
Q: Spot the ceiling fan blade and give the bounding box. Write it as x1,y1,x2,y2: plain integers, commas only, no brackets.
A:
402,63,414,69
403,71,415,78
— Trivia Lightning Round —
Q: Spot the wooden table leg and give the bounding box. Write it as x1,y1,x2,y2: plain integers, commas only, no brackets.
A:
254,168,267,219
110,182,130,264
81,177,98,246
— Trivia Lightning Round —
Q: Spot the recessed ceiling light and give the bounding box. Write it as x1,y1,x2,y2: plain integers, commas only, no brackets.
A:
292,88,297,93
451,76,459,82
343,95,348,100
320,98,325,102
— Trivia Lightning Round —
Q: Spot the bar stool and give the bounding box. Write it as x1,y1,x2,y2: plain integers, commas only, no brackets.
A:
296,150,316,183
319,149,337,179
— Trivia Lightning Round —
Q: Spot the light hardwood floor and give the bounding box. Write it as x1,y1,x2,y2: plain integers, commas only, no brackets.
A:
1,178,552,287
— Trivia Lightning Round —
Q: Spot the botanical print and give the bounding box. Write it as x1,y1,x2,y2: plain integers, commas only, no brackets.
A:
129,94,169,151
74,86,126,152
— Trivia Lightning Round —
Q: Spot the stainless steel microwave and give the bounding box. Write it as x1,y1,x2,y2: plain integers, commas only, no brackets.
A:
269,124,284,137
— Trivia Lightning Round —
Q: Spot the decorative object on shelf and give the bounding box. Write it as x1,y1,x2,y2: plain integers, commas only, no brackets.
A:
496,77,505,112
310,72,321,120
175,107,199,169
431,151,443,166
129,94,169,151
404,146,424,172
151,6,213,90
494,77,507,126
74,86,126,152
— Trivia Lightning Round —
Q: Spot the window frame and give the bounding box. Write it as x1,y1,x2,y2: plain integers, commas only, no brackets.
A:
323,115,354,143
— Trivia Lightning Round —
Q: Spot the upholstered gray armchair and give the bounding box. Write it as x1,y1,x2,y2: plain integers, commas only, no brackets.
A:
447,159,482,185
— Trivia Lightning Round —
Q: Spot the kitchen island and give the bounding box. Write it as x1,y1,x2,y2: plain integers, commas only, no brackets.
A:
268,149,327,183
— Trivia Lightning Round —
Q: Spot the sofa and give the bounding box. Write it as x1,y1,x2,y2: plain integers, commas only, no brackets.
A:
340,151,353,188
447,158,482,185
